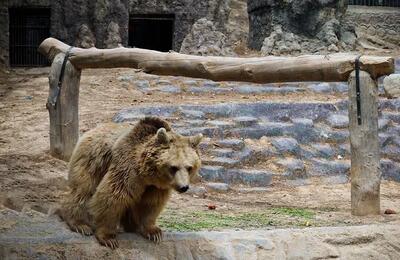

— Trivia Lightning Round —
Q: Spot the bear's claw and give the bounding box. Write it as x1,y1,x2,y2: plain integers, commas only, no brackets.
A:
97,236,119,249
75,225,93,236
143,226,163,244
69,223,93,236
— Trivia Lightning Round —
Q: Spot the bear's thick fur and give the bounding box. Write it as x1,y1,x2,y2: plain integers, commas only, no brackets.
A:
58,117,202,249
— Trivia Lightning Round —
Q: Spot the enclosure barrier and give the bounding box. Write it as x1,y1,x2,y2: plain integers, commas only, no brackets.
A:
38,37,395,216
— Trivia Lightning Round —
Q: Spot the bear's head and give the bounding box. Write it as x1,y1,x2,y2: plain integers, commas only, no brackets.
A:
152,127,203,193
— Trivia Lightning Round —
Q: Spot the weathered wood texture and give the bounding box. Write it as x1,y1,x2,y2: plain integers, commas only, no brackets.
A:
38,38,394,83
47,53,81,161
348,70,381,216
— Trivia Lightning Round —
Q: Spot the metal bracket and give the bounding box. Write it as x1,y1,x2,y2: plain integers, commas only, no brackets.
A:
355,55,362,125
48,46,73,107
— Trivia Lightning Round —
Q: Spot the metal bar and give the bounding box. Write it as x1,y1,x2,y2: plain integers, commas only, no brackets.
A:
48,46,73,107
9,8,50,67
355,56,362,125
348,0,400,6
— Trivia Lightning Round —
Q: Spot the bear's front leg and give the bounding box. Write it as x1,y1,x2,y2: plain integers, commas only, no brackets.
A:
90,177,144,249
90,193,123,249
122,186,170,243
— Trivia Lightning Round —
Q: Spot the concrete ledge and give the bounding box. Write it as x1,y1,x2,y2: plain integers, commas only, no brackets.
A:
0,208,399,259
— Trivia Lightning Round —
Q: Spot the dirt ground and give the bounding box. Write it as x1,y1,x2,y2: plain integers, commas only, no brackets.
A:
0,67,399,232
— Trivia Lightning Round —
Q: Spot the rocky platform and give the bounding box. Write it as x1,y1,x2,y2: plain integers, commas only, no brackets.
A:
1,207,399,259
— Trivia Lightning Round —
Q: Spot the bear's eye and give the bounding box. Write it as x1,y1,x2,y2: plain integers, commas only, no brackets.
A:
169,166,179,176
186,166,193,172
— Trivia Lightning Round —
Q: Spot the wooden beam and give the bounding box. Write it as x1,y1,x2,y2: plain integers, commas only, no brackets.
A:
348,70,381,216
47,53,81,161
38,38,394,83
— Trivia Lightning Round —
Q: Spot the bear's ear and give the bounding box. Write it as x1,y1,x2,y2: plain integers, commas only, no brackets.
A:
156,128,170,145
189,133,203,147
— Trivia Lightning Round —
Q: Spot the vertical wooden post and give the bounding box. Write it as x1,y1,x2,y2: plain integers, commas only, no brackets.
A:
47,53,81,161
348,70,381,215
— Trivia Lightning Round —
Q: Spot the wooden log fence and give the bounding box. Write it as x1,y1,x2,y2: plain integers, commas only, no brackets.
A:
38,37,395,216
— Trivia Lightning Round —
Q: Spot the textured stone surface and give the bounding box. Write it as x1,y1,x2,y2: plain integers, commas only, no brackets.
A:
211,148,234,157
233,116,258,127
311,143,335,159
205,182,230,192
308,83,333,93
75,24,96,48
200,166,225,182
226,169,273,186
326,114,349,129
309,159,350,177
1,208,400,259
180,18,234,56
248,0,355,54
271,137,300,155
215,139,245,150
179,109,205,119
381,159,400,182
208,120,235,129
384,74,400,99
203,157,240,167
343,6,400,50
115,99,400,185
186,186,207,196
158,85,182,94
276,158,306,179
51,0,129,49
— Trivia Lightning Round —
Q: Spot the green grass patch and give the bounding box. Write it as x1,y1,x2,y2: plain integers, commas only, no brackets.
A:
158,207,316,232
271,207,314,219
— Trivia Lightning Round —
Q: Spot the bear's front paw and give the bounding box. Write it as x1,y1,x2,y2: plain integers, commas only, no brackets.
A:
95,233,119,249
142,226,163,243
69,223,93,236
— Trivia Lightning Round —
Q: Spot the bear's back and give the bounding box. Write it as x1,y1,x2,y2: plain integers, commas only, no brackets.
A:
68,123,129,185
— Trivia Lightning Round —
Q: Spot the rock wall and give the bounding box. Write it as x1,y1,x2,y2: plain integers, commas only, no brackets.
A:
51,0,223,50
51,0,129,49
247,0,357,55
343,5,400,50
180,0,249,56
180,18,235,56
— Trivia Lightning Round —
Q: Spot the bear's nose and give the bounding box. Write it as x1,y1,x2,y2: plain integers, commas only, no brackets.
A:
178,185,189,193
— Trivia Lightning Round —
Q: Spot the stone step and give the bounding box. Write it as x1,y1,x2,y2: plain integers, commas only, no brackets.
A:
131,80,354,95
199,166,273,186
114,100,400,124
210,148,235,157
213,139,245,150
113,100,400,184
308,159,350,177
202,157,240,167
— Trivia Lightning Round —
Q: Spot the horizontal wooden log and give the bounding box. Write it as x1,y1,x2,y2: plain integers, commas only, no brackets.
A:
38,37,394,83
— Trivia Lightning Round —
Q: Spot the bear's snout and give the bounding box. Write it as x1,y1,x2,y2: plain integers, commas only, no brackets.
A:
177,185,189,193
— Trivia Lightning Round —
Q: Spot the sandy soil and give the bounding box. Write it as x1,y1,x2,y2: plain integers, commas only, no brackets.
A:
0,67,399,231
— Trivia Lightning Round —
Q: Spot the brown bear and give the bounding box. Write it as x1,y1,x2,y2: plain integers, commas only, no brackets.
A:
57,117,202,249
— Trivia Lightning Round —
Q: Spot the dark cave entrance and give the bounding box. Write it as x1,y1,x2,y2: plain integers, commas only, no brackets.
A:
9,8,50,67
129,14,175,52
